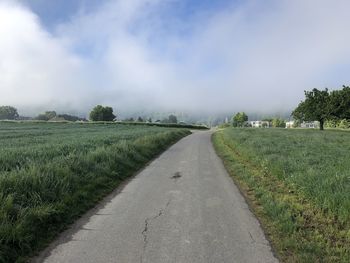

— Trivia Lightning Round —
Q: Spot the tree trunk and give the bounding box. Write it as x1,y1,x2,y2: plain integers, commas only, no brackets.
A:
320,119,324,130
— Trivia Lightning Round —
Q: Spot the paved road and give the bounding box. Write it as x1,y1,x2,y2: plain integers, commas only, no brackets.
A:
37,130,278,263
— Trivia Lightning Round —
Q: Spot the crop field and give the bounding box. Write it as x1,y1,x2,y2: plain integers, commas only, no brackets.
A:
0,122,190,262
213,128,350,262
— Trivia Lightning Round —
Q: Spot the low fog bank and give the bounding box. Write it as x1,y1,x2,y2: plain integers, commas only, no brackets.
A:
14,103,293,126
1,1,350,118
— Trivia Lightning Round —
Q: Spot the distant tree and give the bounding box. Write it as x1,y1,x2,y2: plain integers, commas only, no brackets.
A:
168,114,178,124
137,116,144,122
272,118,286,128
89,105,116,121
0,106,19,120
147,117,152,123
36,111,57,121
58,114,86,122
292,88,330,130
232,112,248,127
46,111,57,120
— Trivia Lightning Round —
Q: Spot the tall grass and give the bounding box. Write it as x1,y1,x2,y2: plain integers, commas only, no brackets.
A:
213,128,350,262
0,122,190,262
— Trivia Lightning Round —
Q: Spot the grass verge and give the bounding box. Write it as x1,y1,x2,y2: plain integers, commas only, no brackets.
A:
213,128,350,262
0,122,190,262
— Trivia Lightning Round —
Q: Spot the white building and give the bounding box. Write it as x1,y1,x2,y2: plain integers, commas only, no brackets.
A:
300,121,319,129
285,121,294,128
249,121,270,128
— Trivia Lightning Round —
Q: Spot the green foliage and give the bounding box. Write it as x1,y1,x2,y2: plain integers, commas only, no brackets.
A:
329,86,350,120
89,105,116,121
292,119,301,128
261,122,268,128
0,122,190,262
57,114,86,122
262,118,273,122
168,114,178,124
161,114,178,124
218,123,231,128
137,116,144,122
35,111,57,121
272,118,286,128
0,106,19,120
293,86,350,130
292,88,330,130
338,119,350,129
214,128,350,262
325,119,338,128
232,112,248,127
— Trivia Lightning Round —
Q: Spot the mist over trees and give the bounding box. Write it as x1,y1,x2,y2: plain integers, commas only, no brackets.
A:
35,111,57,121
57,114,87,122
0,106,19,120
161,114,178,124
89,105,116,121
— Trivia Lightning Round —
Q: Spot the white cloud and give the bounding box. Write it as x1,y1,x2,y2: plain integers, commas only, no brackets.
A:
0,0,350,116
0,1,89,114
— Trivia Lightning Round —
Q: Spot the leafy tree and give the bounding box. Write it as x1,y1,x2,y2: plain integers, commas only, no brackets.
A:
232,112,248,127
272,118,286,128
168,114,178,124
147,117,152,123
0,106,19,120
137,117,144,122
329,86,350,120
36,111,57,121
292,88,330,130
89,105,116,121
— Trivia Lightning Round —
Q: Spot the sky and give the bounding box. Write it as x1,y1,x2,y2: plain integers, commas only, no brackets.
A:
1,0,350,117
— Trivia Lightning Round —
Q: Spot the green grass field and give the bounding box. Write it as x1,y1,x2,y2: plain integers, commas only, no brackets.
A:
213,128,350,262
0,122,190,262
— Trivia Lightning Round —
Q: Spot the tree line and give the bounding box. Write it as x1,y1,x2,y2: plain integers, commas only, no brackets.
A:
0,105,179,124
230,112,286,128
0,106,19,120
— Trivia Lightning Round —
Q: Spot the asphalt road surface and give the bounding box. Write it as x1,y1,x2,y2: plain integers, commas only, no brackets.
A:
36,130,278,263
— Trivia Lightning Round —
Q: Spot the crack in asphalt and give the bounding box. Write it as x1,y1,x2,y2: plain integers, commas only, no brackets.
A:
140,199,172,263
248,231,255,243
